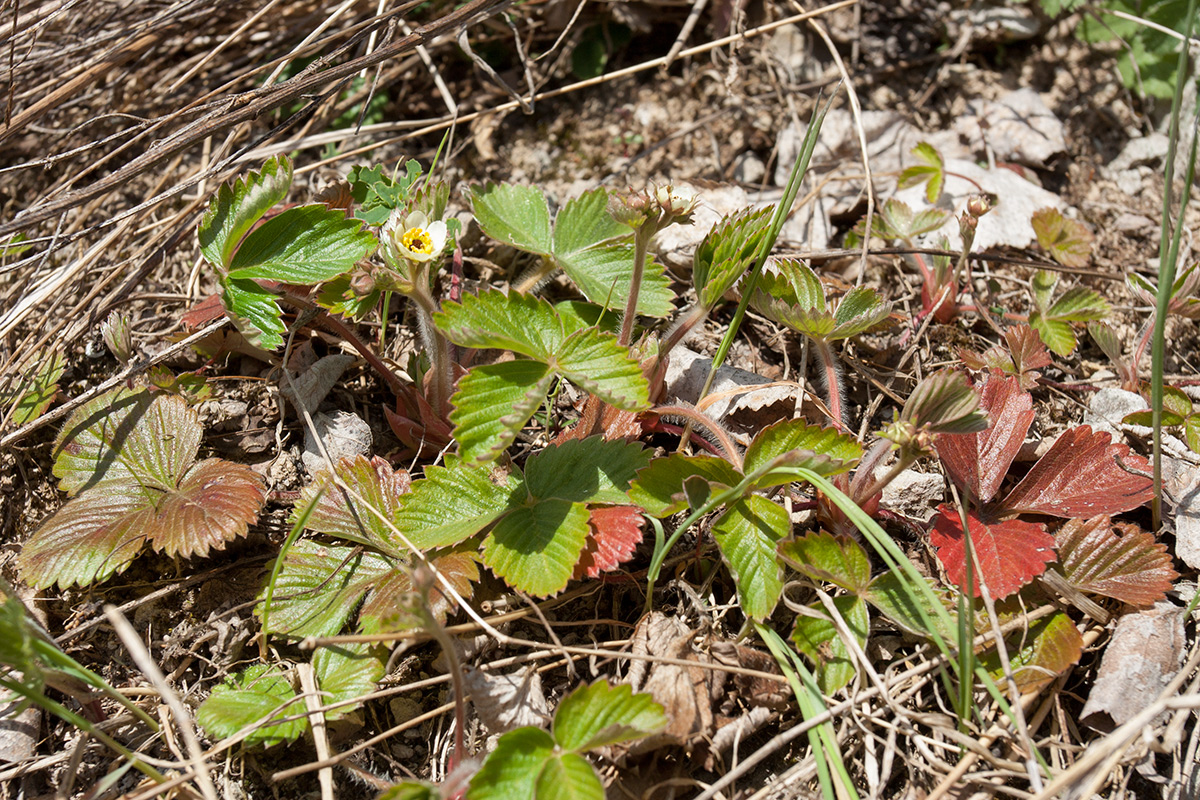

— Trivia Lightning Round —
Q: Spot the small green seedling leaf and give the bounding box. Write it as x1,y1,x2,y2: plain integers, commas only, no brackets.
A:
348,160,424,225
196,664,306,749
897,370,987,437
1029,269,1109,357
1031,207,1093,268
712,495,790,620
897,142,946,204
861,198,951,243
752,260,890,342
313,643,386,720
693,206,774,310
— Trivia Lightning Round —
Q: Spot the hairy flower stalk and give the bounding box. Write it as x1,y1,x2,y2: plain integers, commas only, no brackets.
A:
381,209,455,414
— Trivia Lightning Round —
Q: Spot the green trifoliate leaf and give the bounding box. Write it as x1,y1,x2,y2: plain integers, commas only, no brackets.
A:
742,419,862,486
198,154,293,272
627,454,743,518
693,206,774,310
897,142,945,204
779,530,872,594
434,290,564,360
450,360,556,466
1030,315,1076,357
313,642,386,720
470,183,554,255
862,570,958,642
712,495,789,621
1163,386,1195,417
220,276,286,350
1048,286,1109,322
196,664,306,749
258,541,390,638
524,438,651,505
791,595,869,693
395,461,522,550
534,752,602,800
870,198,951,241
483,499,591,597
466,727,557,800
553,328,650,411
226,205,376,284
552,681,666,752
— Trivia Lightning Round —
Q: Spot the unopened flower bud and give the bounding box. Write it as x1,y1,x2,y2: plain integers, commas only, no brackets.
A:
966,194,991,219
350,268,377,297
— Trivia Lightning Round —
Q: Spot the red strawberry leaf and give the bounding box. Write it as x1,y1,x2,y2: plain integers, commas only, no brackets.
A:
930,506,1056,598
936,374,1033,504
1054,516,1177,607
574,506,645,579
1002,426,1154,517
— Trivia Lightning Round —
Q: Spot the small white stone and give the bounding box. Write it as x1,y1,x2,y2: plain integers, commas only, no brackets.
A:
878,469,945,522
302,410,372,475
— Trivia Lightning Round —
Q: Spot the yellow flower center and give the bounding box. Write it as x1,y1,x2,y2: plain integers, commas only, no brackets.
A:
402,227,434,255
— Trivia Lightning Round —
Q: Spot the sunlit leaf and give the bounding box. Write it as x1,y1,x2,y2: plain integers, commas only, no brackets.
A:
693,206,773,310
626,454,742,518
1055,516,1177,606
358,550,480,634
220,276,286,350
900,369,987,435
979,610,1083,693
469,183,554,255
434,290,564,360
483,499,591,597
712,495,789,620
226,205,376,284
466,727,557,800
395,460,521,550
743,419,862,485
1031,207,1094,269
574,506,645,578
196,663,305,748
198,154,293,272
449,360,555,466
297,456,411,554
1002,426,1154,517
863,570,958,642
150,458,265,558
779,530,871,594
930,506,1057,598
259,541,390,638
524,437,651,505
313,643,386,720
552,681,666,752
6,351,65,425
554,328,650,411
897,142,945,204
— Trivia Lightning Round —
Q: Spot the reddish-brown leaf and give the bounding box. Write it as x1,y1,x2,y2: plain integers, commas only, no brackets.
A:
1002,426,1154,517
151,459,266,559
359,550,481,633
981,610,1084,692
936,374,1033,504
1055,516,1178,607
930,505,1056,598
574,505,645,579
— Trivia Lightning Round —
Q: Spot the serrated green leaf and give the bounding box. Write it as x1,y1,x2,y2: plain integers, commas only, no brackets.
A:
900,369,986,434
554,300,620,334
830,286,892,338
525,437,651,505
743,419,861,487
1124,409,1183,427
553,681,666,752
198,155,293,272
979,610,1083,693
556,242,675,318
552,187,627,251
1031,207,1094,268
259,541,390,638
712,495,789,620
466,727,556,800
484,499,590,597
871,199,950,241
1088,320,1125,365
779,530,871,594
395,461,522,550
221,276,285,350
1030,313,1077,357
470,183,554,255
863,570,957,642
554,328,649,411
694,207,774,309
313,643,386,720
1048,286,1109,322
627,454,742,517
1187,416,1200,454
196,664,305,749
534,752,602,800
897,142,945,204
1163,386,1194,417
296,456,410,554
225,205,375,284
791,595,869,693
53,389,199,496
434,290,564,360
18,482,157,590
450,361,555,466
756,259,826,312
316,274,381,319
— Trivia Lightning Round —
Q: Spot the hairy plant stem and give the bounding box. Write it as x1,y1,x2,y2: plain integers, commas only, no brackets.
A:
410,290,455,416
811,338,844,428
619,227,653,348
